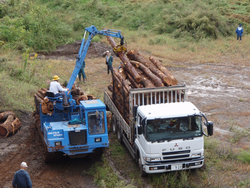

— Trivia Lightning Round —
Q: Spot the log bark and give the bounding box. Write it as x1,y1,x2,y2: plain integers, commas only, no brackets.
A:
113,68,130,93
38,89,46,97
108,85,113,93
135,68,155,88
47,102,54,111
130,61,164,87
127,50,172,86
0,111,15,122
104,34,141,83
41,88,49,92
87,95,97,100
0,114,21,137
36,92,45,100
34,94,44,104
127,73,140,88
149,56,178,85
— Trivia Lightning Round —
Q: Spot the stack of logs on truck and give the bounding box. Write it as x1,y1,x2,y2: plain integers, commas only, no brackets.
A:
106,35,180,124
34,85,96,116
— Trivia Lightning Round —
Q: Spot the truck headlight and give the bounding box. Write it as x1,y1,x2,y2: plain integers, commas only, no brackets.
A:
143,156,161,162
192,153,202,158
95,137,102,142
55,141,62,146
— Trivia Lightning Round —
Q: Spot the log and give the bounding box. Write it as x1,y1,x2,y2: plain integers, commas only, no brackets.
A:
76,95,88,104
130,61,164,87
127,73,143,88
44,98,50,103
36,92,45,100
41,102,49,114
108,85,113,93
34,94,44,104
149,56,178,85
87,94,96,100
41,88,49,92
118,67,127,80
0,115,21,137
47,102,54,111
113,68,130,93
135,68,155,88
104,33,141,83
0,111,15,123
127,50,172,86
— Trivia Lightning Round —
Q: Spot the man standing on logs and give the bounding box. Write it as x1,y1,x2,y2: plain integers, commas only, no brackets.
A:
49,75,70,107
105,51,113,74
12,162,32,188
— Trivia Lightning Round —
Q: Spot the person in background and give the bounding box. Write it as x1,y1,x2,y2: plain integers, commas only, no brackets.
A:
78,60,86,82
49,75,70,106
105,51,113,74
236,24,243,41
12,162,32,188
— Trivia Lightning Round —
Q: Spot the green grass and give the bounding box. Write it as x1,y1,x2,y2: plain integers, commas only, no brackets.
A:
1,0,249,52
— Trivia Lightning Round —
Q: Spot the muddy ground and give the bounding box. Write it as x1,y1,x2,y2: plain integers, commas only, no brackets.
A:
0,42,249,187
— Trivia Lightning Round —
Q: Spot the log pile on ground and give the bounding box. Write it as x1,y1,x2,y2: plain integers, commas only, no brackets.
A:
34,84,96,116
0,111,21,137
105,35,180,124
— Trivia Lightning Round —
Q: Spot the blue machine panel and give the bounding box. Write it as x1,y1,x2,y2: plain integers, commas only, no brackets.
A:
80,99,106,110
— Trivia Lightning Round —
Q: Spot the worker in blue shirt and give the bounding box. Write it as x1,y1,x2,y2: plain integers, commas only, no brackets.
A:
12,162,32,188
78,60,86,82
236,24,243,41
105,51,113,74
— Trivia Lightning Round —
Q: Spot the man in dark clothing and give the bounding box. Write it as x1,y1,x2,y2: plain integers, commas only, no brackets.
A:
12,162,32,188
105,51,113,74
236,24,243,41
78,60,86,82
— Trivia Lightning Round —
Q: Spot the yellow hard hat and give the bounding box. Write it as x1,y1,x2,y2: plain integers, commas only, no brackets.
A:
53,75,60,81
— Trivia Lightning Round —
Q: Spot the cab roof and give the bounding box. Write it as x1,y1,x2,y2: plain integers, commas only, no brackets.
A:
137,102,200,119
80,99,106,110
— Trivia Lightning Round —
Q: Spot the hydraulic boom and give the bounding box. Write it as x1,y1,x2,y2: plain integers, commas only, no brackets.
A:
67,25,125,90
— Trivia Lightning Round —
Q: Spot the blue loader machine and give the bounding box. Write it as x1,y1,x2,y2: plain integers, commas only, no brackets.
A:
34,25,126,162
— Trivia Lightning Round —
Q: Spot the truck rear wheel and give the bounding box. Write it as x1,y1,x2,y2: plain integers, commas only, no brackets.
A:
139,155,148,177
111,116,117,135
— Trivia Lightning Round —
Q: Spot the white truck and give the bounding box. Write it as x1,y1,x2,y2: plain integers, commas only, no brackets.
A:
104,85,213,176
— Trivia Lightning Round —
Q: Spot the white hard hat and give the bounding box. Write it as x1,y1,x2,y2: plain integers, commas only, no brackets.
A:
106,51,109,53
21,162,28,168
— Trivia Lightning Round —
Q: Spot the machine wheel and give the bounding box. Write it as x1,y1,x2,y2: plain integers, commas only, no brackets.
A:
44,152,63,163
139,155,148,177
117,127,123,144
111,116,117,135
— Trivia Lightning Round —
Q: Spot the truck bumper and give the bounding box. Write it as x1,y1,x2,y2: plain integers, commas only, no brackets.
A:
143,158,204,174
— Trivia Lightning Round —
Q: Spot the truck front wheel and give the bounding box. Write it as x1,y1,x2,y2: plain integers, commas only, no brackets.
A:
139,155,148,177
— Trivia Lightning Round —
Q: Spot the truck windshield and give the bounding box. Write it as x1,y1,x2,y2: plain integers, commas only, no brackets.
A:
88,111,105,135
145,116,202,142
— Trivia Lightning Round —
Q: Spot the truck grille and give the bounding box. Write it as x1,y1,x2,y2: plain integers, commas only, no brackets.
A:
162,150,190,161
69,130,87,145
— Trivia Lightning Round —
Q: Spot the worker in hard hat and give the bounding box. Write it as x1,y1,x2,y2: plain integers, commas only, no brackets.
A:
167,119,180,130
49,75,70,106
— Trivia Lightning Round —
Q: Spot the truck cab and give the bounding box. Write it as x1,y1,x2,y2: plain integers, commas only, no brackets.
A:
135,102,212,174
39,99,109,160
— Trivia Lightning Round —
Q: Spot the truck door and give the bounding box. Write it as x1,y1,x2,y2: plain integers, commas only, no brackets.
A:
137,115,148,154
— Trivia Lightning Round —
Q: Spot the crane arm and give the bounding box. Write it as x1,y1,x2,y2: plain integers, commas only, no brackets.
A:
66,25,125,90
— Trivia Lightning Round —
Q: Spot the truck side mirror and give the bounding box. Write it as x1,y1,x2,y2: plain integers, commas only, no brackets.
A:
138,125,142,135
205,121,213,136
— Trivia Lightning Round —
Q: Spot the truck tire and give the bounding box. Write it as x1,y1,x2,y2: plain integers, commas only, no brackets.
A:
111,116,117,135
117,127,123,144
139,155,148,177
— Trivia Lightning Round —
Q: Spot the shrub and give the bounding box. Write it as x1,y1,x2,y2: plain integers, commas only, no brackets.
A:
237,150,250,163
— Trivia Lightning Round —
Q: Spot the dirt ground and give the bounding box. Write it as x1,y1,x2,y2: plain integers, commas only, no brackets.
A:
0,42,249,187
